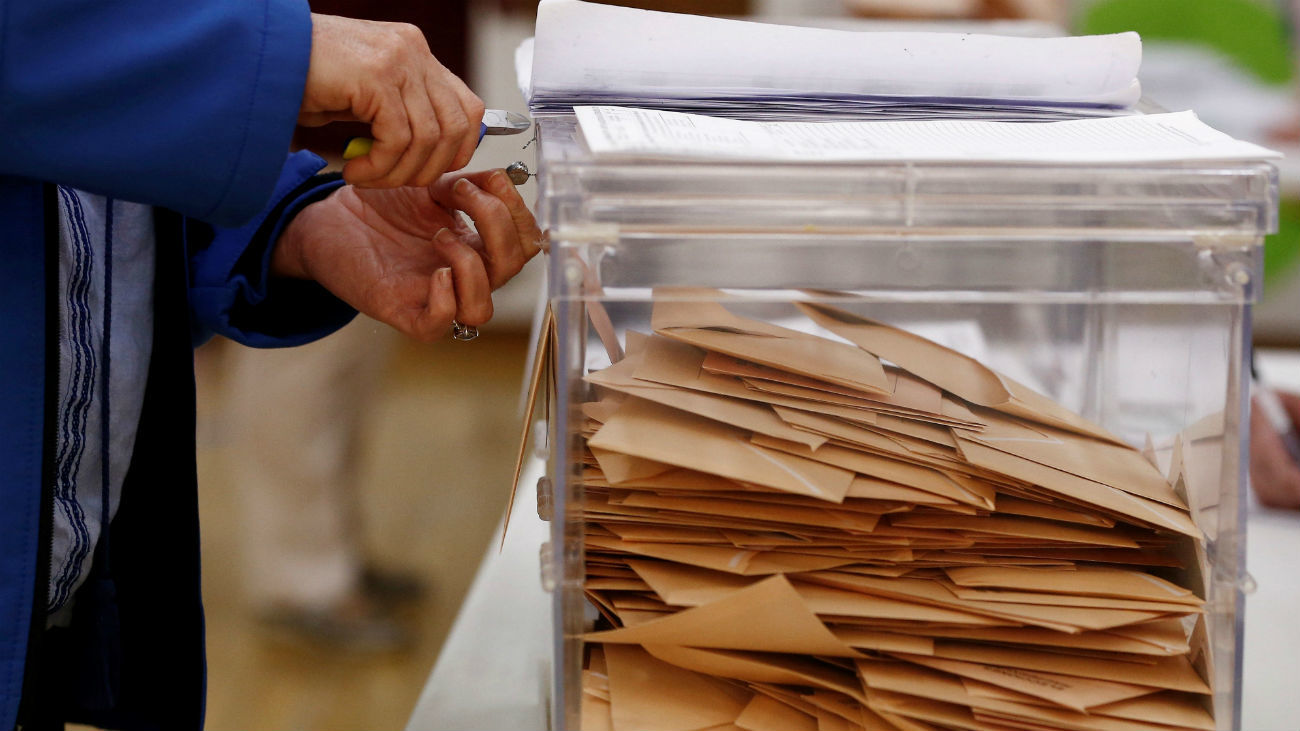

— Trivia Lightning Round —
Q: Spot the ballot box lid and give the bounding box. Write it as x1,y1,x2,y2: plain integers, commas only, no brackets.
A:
535,115,1278,239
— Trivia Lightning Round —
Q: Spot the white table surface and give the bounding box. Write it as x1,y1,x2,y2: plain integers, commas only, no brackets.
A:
407,351,1300,731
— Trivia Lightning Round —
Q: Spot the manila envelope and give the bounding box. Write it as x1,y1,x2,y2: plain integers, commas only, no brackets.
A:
771,407,959,465
1105,619,1193,655
602,523,731,544
604,643,751,731
586,534,860,575
589,398,855,502
590,447,677,484
586,574,862,657
734,694,817,731
588,350,827,450
600,468,753,494
872,708,951,731
972,702,1208,731
929,642,1210,694
751,434,994,509
1087,692,1215,731
704,351,968,431
793,581,1009,627
802,690,887,730
885,514,1140,549
827,627,935,655
588,577,653,592
943,567,1201,605
959,411,1185,509
750,377,984,431
955,440,1199,538
584,399,625,424
618,492,882,533
634,336,904,426
848,476,960,506
860,663,1190,731
992,496,1114,528
801,572,1165,633
959,678,1061,708
945,546,1183,570
627,559,759,607
747,684,826,721
681,490,903,516
888,653,1161,712
643,644,867,704
857,663,1025,730
583,693,614,731
652,296,890,395
874,413,961,448
794,303,1125,446
900,625,1184,657
748,378,985,433
940,584,1202,615
703,350,882,399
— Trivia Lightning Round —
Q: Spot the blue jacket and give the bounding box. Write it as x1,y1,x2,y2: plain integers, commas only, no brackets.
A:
0,0,354,727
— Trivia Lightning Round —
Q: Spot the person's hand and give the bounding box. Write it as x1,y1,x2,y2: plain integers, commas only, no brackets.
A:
299,14,486,189
272,169,543,342
1250,391,1300,509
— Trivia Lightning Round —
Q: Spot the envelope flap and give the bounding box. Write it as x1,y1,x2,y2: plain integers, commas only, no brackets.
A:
587,575,859,656
796,303,1012,406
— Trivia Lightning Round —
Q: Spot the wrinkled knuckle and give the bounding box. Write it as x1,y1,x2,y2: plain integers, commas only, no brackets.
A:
409,128,435,153
372,35,406,69
467,97,486,120
394,23,427,49
448,246,479,269
429,303,456,329
484,195,509,216
443,114,470,141
386,123,413,148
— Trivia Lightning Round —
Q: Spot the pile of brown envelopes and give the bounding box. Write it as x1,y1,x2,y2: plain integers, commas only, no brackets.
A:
576,296,1214,731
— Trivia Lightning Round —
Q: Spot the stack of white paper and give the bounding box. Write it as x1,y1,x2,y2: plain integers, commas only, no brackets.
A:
573,107,1282,164
523,0,1143,121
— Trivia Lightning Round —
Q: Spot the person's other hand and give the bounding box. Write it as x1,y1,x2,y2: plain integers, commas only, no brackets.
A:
299,14,486,189
272,169,543,341
1250,391,1300,509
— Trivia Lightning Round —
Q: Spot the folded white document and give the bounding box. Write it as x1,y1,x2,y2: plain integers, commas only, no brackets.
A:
526,0,1143,119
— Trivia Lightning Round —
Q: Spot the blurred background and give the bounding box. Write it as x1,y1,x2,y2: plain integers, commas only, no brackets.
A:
188,1,1300,729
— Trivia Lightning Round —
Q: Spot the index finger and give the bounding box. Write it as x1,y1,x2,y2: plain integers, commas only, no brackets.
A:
452,171,543,263
432,169,540,249
341,88,411,186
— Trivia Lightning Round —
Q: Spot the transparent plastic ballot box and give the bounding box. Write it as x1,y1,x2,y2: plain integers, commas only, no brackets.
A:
533,115,1277,731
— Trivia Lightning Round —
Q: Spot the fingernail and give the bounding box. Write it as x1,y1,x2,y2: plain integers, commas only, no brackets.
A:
433,227,454,243
489,169,510,190
435,267,452,288
453,177,473,195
